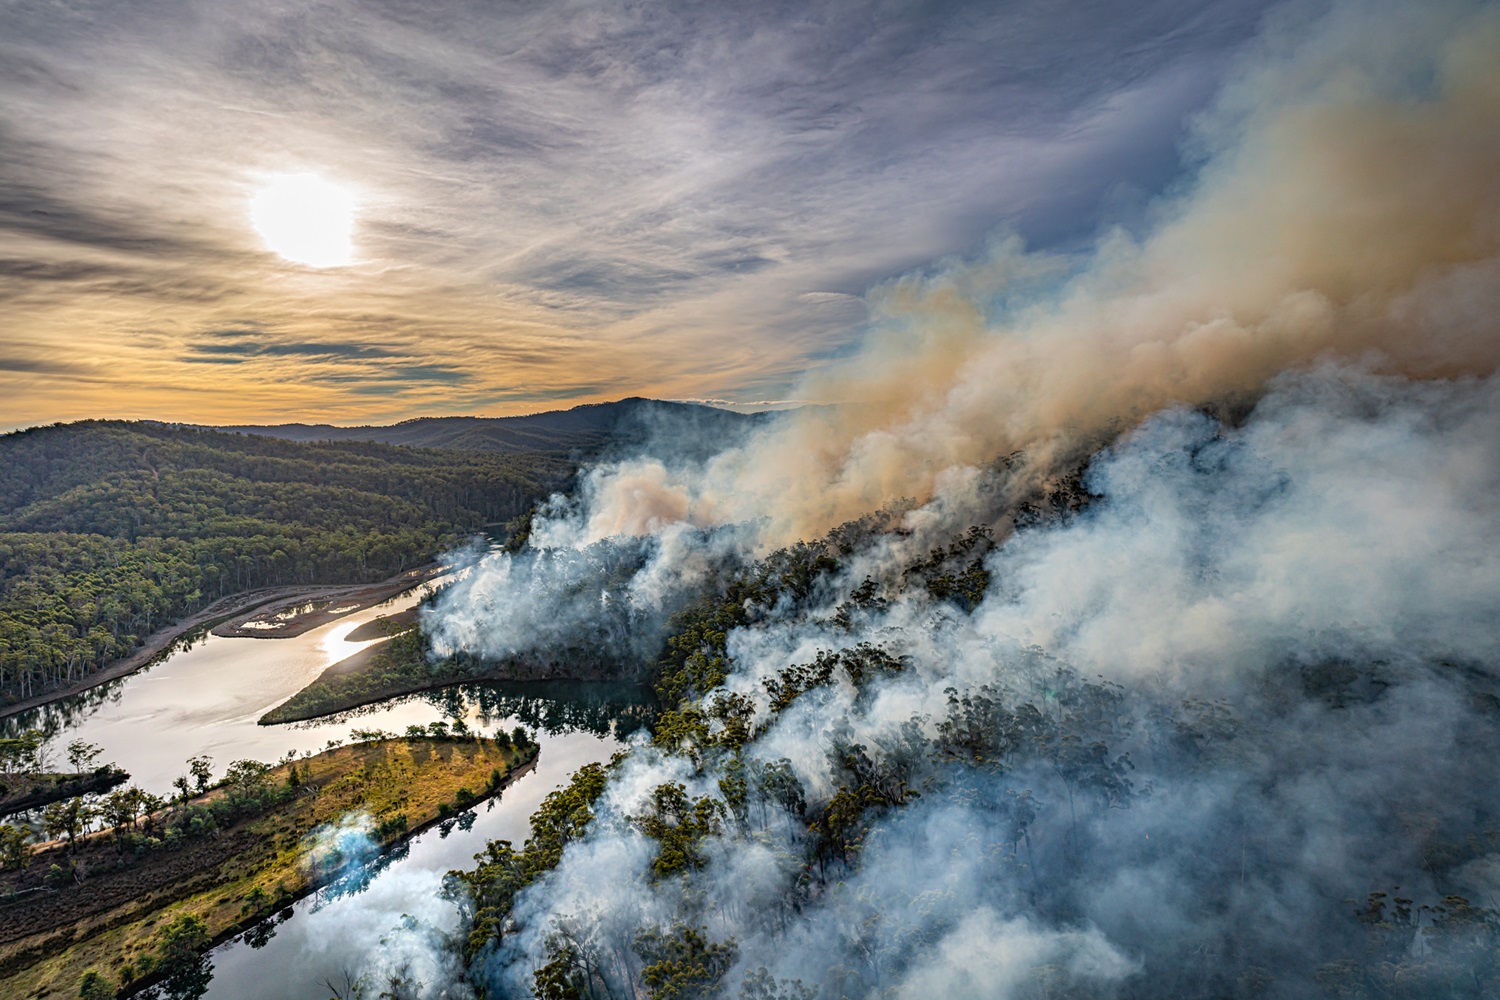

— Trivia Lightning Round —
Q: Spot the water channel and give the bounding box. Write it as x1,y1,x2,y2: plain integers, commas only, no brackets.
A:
2,584,648,998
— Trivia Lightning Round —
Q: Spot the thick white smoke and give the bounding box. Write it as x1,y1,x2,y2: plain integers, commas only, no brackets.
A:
426,0,1500,674
472,365,1500,997
423,2,1500,995
975,365,1500,683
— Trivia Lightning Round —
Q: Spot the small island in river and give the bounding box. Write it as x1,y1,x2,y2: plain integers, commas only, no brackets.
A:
259,610,644,727
258,624,469,725
0,767,130,820
0,731,536,999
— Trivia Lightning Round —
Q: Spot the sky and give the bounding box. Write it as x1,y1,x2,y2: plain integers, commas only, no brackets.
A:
0,0,1280,429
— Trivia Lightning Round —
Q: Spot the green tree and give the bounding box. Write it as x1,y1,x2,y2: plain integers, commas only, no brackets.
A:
187,755,214,793
635,925,737,1000
0,729,47,775
42,795,95,852
152,913,213,998
66,738,104,774
224,759,272,805
0,822,32,870
102,785,155,852
157,914,210,966
77,969,116,1000
738,968,818,1000
635,783,726,878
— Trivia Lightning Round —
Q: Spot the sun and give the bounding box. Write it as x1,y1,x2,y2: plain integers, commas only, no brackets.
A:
249,172,357,268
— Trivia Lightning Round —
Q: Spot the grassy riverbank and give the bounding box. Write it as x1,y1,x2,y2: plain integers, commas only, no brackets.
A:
0,735,535,998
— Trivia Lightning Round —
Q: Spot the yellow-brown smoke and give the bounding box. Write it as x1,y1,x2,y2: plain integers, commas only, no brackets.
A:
582,1,1500,548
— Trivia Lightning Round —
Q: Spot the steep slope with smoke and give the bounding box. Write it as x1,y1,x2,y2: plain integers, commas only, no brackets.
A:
433,367,1500,1000
388,2,1500,998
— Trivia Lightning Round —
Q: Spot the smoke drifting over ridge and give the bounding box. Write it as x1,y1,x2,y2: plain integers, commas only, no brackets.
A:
403,5,1500,997
426,0,1500,673
560,0,1500,550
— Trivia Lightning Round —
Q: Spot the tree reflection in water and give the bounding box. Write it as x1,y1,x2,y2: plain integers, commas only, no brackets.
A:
141,956,213,1000
299,680,656,741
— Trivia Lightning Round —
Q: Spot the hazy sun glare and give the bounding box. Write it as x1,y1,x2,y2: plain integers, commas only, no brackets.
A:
250,172,357,267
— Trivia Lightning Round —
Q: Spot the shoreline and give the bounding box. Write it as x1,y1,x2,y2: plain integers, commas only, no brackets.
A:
260,629,642,727
261,665,476,726
210,566,441,639
119,751,540,1000
0,736,538,997
0,566,439,724
0,768,130,820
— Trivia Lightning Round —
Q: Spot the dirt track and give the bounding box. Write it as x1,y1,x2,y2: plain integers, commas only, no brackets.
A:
210,567,439,639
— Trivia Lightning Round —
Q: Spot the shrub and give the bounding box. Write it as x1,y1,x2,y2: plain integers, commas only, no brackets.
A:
376,813,409,839
155,914,210,974
78,969,116,999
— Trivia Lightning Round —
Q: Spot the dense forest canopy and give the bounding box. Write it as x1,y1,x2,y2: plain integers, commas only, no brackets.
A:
0,420,577,706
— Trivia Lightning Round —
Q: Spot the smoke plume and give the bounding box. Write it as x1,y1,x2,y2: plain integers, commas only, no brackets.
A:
428,0,1500,671
423,3,1500,997
563,0,1500,551
469,364,1500,998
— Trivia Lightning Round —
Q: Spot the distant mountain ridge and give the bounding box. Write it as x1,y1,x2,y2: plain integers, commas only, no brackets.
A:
213,397,764,456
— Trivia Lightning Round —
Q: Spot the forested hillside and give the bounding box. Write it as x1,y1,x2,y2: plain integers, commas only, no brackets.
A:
219,397,761,458
0,421,574,707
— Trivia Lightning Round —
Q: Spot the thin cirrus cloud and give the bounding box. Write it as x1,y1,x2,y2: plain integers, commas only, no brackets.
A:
0,0,1275,429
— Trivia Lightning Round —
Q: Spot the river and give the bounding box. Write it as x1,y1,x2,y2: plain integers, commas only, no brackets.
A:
2,585,645,998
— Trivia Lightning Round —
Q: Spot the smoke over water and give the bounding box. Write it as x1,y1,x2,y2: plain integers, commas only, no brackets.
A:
417,2,1500,997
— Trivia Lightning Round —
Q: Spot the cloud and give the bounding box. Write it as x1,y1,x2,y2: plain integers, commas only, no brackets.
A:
171,330,475,395
552,0,1500,549
0,0,1275,425
0,353,91,375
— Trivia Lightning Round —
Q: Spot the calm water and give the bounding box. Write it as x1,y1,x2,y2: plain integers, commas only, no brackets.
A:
202,727,617,999
4,585,644,999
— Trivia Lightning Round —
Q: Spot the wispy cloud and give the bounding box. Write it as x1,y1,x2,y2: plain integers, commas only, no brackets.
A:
0,0,1275,425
